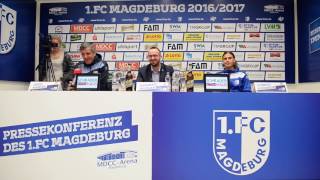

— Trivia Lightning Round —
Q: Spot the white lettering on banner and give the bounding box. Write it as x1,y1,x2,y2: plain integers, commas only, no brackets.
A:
163,23,187,32
204,33,224,41
188,23,212,32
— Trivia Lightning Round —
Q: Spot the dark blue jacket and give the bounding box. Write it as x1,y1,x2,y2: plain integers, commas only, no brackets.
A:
137,63,174,82
220,68,252,92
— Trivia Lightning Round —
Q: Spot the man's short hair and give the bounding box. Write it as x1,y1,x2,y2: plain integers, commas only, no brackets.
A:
148,46,161,53
80,42,96,53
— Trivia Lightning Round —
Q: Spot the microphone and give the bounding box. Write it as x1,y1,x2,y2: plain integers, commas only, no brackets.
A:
72,68,82,87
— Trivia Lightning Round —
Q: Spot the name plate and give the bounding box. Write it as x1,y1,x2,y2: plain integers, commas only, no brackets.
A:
28,81,62,91
253,82,288,93
135,82,170,92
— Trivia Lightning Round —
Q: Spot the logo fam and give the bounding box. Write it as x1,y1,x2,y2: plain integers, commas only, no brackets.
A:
0,3,17,54
213,110,270,175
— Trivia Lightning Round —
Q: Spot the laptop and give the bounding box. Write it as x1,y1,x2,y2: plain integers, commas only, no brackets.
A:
75,74,100,91
204,74,230,92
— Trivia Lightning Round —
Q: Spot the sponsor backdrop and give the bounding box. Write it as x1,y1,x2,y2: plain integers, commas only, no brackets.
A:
298,0,320,82
0,92,152,180
153,93,320,179
40,0,295,82
0,0,36,81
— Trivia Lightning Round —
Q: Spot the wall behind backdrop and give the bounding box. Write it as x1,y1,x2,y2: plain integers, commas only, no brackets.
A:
39,0,295,83
298,0,320,82
0,0,36,82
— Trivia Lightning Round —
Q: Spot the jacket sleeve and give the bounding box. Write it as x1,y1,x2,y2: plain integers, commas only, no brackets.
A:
62,54,75,90
99,61,111,91
241,74,252,92
136,69,144,82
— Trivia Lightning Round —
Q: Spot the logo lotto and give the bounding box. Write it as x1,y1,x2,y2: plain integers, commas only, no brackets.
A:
213,110,270,175
0,3,17,54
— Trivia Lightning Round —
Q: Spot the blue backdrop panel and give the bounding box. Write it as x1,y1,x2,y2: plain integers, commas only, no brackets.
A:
0,0,35,81
298,0,320,82
153,93,320,179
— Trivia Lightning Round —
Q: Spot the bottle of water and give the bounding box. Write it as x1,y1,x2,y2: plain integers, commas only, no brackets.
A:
165,72,171,91
171,71,180,92
186,71,194,92
180,72,187,92
112,72,120,91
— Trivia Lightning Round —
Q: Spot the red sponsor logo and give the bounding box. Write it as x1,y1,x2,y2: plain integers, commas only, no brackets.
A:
69,53,81,60
116,62,140,71
95,43,116,52
249,33,260,38
270,52,281,57
70,24,93,33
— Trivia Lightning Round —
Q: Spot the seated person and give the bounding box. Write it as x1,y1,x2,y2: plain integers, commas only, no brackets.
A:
219,51,251,92
137,47,174,82
68,42,110,91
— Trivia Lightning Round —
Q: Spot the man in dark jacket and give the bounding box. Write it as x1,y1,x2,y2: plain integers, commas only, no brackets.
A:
137,47,174,82
68,42,110,90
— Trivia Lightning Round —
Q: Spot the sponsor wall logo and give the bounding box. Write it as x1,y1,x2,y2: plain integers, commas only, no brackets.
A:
211,61,224,70
117,43,139,51
85,34,104,42
163,23,187,32
140,43,163,51
164,62,187,70
140,24,163,32
212,23,236,32
309,17,320,54
104,33,124,42
69,43,82,52
144,33,163,42
212,42,236,51
204,52,224,61
245,33,265,42
265,71,285,81
95,43,116,52
70,24,93,33
204,33,224,42
265,33,285,42
164,43,187,51
261,62,285,71
224,33,244,42
116,24,139,32
265,52,285,61
124,33,143,42
184,52,204,61
191,71,204,80
67,34,85,42
260,23,284,32
245,52,265,61
188,23,212,32
49,7,67,16
261,43,285,51
48,25,70,33
188,42,211,51
116,62,140,71
123,52,143,61
238,62,261,70
163,33,184,41
236,23,260,32
93,24,116,33
105,52,124,61
264,4,284,14
187,62,212,70
234,52,245,61
213,110,270,175
97,151,138,169
163,52,184,61
0,4,17,54
49,33,67,42
184,33,204,42
236,43,260,51
68,52,82,61
246,71,266,81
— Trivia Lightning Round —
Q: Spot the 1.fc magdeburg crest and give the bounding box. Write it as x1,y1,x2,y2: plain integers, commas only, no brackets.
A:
213,110,270,175
0,3,17,54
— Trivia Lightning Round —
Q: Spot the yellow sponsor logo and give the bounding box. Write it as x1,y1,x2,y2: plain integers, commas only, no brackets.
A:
184,33,204,42
191,71,204,80
144,33,163,42
204,52,224,61
225,34,242,40
247,54,263,59
163,52,184,61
